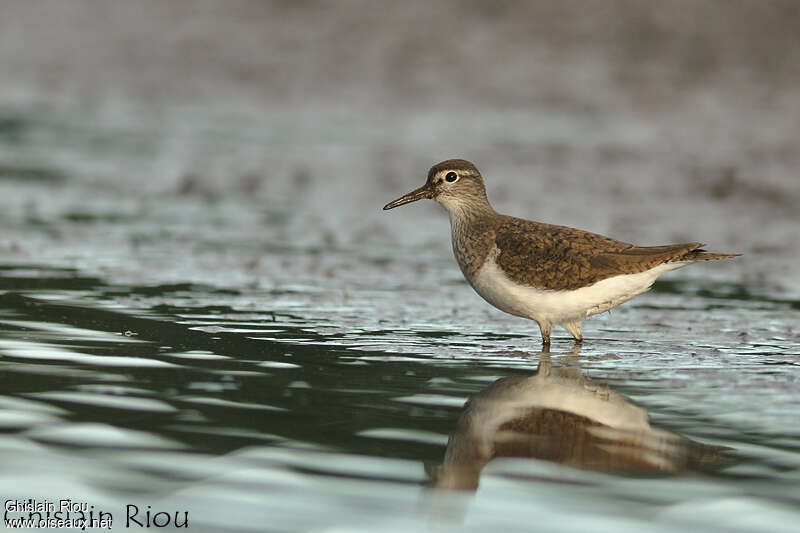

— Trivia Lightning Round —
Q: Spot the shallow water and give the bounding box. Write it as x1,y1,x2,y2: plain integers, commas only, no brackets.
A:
2,3,800,528
1,219,799,532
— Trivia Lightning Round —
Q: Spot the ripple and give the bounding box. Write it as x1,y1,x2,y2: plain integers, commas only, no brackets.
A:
0,410,61,428
257,361,301,369
25,423,186,449
393,394,468,408
0,339,178,367
27,391,177,413
174,396,288,412
0,319,147,343
0,395,69,414
166,350,232,360
357,428,448,446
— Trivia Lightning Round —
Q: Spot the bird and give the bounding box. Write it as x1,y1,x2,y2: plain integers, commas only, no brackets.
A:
383,159,740,345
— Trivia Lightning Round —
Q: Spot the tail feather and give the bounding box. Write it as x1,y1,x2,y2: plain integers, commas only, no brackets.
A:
680,245,741,262
591,242,740,275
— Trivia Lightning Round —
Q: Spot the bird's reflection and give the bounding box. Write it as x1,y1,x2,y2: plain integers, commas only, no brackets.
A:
430,346,731,490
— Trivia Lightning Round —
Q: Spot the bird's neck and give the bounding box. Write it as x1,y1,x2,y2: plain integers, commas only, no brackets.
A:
439,195,497,228
442,199,498,280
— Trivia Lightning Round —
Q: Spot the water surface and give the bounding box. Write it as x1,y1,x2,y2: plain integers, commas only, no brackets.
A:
1,252,798,532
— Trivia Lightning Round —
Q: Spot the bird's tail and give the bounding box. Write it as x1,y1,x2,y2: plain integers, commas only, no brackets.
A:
682,245,741,262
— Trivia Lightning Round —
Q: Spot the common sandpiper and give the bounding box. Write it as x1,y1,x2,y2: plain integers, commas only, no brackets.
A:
383,159,739,345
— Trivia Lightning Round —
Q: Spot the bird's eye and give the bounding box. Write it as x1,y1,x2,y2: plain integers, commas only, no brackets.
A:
445,172,458,182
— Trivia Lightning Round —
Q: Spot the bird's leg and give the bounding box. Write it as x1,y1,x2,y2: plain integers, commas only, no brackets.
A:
564,321,583,344
538,322,552,346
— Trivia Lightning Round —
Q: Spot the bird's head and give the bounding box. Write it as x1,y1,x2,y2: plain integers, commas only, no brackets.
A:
383,159,490,214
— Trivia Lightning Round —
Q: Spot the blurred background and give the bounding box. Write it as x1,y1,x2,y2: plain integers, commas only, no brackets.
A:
1,3,799,531
1,0,798,290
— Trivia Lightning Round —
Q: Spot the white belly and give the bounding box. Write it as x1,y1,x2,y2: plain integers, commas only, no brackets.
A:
469,255,685,326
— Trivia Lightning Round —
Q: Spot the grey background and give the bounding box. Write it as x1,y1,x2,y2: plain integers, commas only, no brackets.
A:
1,0,798,289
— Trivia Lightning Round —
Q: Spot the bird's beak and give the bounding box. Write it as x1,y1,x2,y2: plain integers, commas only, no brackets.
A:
383,183,434,210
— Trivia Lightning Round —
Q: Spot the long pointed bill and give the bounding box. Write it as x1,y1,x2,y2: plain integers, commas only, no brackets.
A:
383,184,434,210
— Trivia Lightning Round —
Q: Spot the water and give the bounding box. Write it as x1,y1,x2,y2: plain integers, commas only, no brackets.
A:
2,2,800,530
1,263,798,531
1,110,799,532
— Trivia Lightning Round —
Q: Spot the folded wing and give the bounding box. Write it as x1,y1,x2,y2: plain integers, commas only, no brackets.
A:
494,216,734,291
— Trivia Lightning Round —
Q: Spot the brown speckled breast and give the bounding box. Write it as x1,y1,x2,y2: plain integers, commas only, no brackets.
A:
450,213,497,281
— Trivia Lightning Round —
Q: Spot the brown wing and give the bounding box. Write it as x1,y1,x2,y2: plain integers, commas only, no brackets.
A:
493,216,705,290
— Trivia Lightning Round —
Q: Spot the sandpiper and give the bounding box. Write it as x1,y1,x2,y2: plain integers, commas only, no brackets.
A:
383,159,739,345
